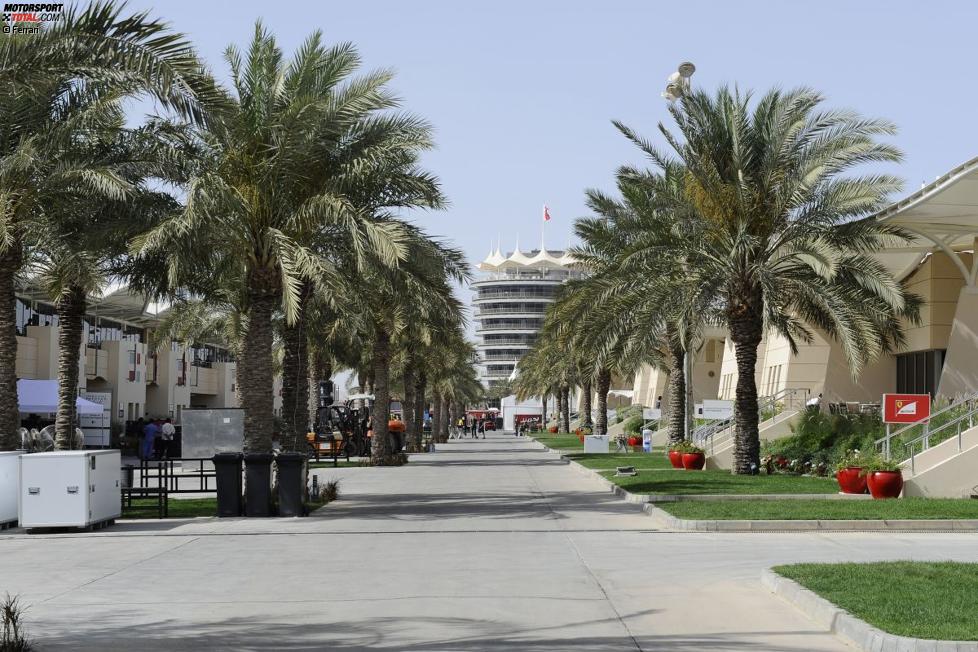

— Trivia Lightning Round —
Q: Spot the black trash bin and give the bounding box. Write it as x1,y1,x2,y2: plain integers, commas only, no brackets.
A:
244,453,274,517
276,452,307,517
212,453,243,517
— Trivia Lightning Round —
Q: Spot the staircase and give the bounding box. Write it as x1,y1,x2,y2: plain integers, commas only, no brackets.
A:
703,388,810,470
876,393,978,498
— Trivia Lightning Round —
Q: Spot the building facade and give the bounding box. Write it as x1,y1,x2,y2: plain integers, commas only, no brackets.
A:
472,245,581,386
14,286,245,429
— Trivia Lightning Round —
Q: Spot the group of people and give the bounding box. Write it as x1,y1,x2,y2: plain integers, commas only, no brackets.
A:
455,417,486,439
133,417,176,460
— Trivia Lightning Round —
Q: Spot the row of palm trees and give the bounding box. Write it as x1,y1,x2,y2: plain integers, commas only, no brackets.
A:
517,86,921,474
0,2,480,464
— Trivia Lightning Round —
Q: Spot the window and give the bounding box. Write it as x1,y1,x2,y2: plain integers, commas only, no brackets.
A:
896,350,945,397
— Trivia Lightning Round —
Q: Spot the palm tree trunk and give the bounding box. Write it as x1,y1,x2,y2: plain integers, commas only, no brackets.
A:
0,247,22,451
431,391,442,444
541,394,548,429
560,384,571,433
667,340,686,444
239,277,278,453
280,280,311,452
438,397,449,442
581,379,593,428
370,330,395,465
730,308,763,474
402,360,416,452
54,286,86,450
594,368,611,436
414,372,426,450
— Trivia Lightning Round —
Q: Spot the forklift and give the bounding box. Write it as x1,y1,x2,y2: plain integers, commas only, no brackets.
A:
307,381,362,463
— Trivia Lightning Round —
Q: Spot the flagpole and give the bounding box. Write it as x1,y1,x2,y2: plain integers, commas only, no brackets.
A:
541,204,546,251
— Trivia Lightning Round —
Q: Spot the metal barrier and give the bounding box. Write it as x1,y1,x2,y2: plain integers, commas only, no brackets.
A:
137,458,217,494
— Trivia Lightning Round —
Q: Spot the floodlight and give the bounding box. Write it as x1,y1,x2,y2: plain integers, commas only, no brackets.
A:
667,71,682,83
665,82,684,98
678,61,696,78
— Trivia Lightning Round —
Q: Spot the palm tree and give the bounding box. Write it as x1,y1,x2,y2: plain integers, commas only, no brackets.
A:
618,87,920,472
134,25,423,453
0,1,220,450
356,224,468,463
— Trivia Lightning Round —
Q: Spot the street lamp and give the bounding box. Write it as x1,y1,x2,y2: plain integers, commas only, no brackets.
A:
661,61,696,102
662,61,698,441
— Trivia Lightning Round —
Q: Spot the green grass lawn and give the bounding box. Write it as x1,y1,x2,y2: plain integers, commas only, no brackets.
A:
123,497,329,519
659,497,978,520
774,562,978,640
531,433,584,450
602,469,838,495
565,452,672,470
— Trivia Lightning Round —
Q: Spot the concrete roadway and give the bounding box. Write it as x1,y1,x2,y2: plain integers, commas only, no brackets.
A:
1,433,977,651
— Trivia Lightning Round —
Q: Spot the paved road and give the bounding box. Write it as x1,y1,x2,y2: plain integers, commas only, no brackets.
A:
2,433,977,651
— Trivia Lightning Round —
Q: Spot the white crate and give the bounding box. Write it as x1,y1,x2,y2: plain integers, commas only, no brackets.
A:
19,450,121,529
0,451,19,527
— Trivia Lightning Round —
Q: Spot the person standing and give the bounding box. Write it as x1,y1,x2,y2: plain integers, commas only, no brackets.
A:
160,418,176,458
142,418,160,461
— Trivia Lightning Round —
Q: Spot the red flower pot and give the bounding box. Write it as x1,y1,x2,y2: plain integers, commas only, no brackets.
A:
627,436,639,446
578,434,585,443
867,470,903,499
681,452,706,470
632,445,643,453
668,451,684,468
836,467,867,494
548,426,558,434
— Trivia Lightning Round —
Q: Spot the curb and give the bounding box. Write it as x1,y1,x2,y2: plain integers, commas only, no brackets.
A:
645,504,978,532
535,441,978,532
761,568,978,652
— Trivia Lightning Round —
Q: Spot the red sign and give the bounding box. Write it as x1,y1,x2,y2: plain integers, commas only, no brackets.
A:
515,414,541,425
882,393,931,424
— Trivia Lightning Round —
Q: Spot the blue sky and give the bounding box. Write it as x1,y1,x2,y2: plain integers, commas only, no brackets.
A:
122,0,978,270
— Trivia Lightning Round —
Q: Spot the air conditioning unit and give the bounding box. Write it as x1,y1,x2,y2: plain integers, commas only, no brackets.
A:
0,451,18,528
19,450,121,530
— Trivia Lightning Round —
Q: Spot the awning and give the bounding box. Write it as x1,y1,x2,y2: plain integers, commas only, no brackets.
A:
872,156,978,285
17,379,103,414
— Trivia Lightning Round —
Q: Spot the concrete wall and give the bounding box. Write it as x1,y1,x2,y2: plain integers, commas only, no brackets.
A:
937,286,978,397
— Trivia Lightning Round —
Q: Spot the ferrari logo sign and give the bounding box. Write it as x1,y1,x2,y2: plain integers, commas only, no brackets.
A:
882,393,931,424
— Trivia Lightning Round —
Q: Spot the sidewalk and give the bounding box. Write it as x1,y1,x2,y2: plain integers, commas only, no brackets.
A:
1,433,976,650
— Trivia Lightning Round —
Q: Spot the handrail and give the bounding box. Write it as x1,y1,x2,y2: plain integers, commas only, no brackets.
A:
875,391,978,460
903,402,978,473
700,387,811,455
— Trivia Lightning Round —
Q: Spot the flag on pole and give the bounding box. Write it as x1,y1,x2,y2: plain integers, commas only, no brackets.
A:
543,205,551,222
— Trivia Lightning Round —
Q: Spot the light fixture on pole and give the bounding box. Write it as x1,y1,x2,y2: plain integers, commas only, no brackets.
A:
662,61,699,441
661,61,696,102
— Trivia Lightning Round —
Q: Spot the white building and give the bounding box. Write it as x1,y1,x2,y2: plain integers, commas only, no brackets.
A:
472,245,581,386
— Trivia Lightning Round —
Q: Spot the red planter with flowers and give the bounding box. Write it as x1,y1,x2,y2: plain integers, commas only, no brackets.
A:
867,470,903,499
548,426,558,434
681,452,706,470
836,467,867,494
668,451,684,468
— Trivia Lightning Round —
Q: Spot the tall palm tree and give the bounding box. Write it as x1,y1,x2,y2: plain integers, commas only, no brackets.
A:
357,225,468,464
134,25,419,453
618,87,920,472
0,1,220,450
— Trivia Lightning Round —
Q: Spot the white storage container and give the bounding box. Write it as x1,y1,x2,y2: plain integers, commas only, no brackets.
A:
19,450,121,529
0,451,20,527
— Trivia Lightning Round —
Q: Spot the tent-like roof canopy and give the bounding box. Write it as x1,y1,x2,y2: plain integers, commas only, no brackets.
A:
872,156,978,286
17,379,102,414
478,247,575,271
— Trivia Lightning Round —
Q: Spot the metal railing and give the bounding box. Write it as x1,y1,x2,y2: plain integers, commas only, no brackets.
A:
875,392,978,464
699,387,810,456
474,291,558,300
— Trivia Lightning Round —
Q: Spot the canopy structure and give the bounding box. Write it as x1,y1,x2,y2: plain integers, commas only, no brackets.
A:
872,155,978,286
17,379,103,414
